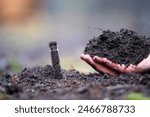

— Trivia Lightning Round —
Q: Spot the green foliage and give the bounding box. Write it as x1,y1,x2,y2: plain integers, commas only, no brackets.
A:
9,60,22,73
127,92,150,100
0,71,3,77
0,92,8,100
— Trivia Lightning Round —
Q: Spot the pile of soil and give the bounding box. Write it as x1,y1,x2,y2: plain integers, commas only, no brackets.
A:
0,65,150,100
0,29,150,100
84,29,150,66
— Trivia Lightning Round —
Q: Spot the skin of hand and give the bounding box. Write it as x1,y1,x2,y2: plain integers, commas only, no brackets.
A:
80,54,150,77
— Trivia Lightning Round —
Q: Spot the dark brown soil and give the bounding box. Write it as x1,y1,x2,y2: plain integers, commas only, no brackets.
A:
0,65,150,100
0,29,150,100
84,29,150,66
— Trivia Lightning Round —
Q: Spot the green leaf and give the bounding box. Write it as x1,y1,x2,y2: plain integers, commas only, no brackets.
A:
127,93,150,100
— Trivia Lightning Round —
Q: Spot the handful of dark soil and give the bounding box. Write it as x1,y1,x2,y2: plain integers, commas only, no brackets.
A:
84,29,150,66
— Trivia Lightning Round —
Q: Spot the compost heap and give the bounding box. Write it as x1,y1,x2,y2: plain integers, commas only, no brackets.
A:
0,29,150,100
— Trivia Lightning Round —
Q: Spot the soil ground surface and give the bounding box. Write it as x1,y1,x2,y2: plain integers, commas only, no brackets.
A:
0,29,150,100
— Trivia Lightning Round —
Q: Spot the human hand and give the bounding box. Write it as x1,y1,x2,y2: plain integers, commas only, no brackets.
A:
80,54,150,77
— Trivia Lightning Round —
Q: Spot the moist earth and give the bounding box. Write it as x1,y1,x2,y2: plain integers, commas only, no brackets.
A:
84,29,150,66
0,65,150,99
0,29,150,100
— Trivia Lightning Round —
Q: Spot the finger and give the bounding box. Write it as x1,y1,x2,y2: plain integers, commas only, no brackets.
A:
93,63,119,77
125,64,142,73
93,56,126,72
80,54,118,76
80,54,95,65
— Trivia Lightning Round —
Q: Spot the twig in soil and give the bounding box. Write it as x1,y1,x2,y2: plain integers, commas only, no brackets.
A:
49,41,63,79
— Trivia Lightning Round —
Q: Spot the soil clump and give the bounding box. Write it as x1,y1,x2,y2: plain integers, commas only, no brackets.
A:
84,29,150,66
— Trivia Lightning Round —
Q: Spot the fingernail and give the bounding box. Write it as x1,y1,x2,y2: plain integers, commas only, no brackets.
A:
93,56,98,61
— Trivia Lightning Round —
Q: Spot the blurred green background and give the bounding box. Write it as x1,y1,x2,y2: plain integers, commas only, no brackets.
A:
0,0,150,73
